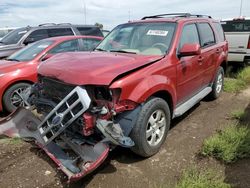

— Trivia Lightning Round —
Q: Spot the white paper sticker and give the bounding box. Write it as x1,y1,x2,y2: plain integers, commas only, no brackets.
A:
147,30,168,36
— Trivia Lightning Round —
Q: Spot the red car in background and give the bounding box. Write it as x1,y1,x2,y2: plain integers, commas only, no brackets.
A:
0,35,103,112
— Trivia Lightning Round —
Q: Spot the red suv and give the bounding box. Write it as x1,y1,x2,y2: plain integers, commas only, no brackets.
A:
0,13,228,181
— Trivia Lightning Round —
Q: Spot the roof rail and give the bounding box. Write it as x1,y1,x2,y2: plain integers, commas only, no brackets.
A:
57,23,72,25
38,23,56,26
141,13,212,20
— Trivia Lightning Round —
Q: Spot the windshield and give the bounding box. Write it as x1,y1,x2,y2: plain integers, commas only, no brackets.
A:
96,22,176,55
7,40,54,61
0,28,28,45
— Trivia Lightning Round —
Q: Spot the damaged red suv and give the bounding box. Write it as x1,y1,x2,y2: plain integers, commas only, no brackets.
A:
0,13,228,182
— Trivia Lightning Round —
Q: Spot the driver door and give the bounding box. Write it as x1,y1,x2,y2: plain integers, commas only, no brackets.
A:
176,23,204,104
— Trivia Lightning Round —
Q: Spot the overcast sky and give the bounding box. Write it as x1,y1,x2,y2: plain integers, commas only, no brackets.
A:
0,0,249,30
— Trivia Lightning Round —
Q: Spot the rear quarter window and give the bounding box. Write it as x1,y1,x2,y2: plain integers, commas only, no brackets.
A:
221,20,250,32
77,27,103,37
213,22,225,42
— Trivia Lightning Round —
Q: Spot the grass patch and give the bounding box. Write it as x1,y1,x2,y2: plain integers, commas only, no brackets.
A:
175,168,231,188
0,137,22,145
237,66,250,84
224,67,250,93
231,109,246,120
224,79,246,93
201,124,250,163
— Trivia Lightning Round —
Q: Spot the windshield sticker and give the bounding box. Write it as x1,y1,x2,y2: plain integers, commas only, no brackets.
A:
18,31,27,35
221,22,227,25
147,30,168,36
37,44,49,48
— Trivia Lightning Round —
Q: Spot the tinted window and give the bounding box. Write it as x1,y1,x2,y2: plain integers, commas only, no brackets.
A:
80,38,101,51
50,39,79,54
198,23,215,47
48,28,74,37
221,20,250,32
213,22,225,42
7,40,53,61
77,27,103,37
28,29,49,42
0,28,28,45
179,24,200,49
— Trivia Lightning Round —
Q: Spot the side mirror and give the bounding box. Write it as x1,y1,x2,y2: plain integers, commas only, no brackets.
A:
41,53,53,61
179,43,201,57
23,37,35,45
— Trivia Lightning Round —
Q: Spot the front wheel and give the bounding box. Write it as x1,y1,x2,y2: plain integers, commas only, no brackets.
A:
130,97,171,157
3,83,31,112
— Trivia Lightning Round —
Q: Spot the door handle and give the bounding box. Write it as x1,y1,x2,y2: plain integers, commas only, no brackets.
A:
198,56,204,63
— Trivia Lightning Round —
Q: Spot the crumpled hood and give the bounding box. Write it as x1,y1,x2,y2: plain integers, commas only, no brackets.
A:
38,51,163,85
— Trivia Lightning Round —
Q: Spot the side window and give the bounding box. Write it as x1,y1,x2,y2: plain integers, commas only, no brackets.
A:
27,29,49,42
79,38,101,51
47,28,74,37
49,39,79,54
213,22,225,42
77,27,103,37
197,23,216,47
179,24,200,50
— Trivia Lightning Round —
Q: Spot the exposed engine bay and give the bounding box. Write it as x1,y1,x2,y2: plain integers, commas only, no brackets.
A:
0,76,141,182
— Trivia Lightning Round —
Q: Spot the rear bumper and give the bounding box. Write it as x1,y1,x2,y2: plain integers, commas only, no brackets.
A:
228,53,246,62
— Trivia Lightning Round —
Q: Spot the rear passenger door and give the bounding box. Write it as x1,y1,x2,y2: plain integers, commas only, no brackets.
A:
197,23,217,86
176,23,203,103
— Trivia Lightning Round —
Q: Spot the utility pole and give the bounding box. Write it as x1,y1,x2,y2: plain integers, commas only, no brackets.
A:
239,0,243,17
129,10,131,21
83,0,87,24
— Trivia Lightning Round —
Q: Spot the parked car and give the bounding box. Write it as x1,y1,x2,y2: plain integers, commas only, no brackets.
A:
0,35,103,112
221,18,250,65
0,27,17,40
0,13,228,182
0,23,103,59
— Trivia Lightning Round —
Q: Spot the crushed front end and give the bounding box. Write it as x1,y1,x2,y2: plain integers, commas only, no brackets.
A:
0,76,139,182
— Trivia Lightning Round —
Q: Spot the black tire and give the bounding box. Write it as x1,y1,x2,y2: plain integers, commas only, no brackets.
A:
208,66,224,100
3,82,31,112
130,97,171,157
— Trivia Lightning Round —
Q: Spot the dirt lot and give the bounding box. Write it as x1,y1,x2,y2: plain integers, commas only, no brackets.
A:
0,88,249,188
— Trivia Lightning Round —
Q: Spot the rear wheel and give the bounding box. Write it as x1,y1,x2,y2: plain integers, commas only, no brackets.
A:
208,66,224,100
3,83,31,112
130,97,171,157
